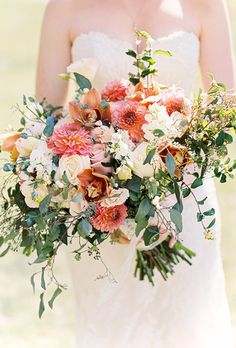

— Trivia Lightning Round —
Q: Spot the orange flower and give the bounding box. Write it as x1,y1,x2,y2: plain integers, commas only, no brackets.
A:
78,168,110,201
159,144,192,178
91,204,127,232
69,88,111,126
1,133,20,161
127,81,160,103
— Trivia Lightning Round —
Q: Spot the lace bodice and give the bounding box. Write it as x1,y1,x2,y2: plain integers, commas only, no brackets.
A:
71,31,200,95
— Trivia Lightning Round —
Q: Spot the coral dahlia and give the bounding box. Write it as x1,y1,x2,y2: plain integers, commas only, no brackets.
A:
101,80,128,102
158,86,192,117
91,204,127,232
111,101,147,142
47,123,93,156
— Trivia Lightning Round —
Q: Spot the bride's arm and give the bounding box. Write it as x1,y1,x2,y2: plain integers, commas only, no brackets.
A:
35,0,72,105
199,0,236,90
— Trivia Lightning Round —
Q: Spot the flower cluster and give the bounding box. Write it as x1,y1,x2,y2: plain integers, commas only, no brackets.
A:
0,31,235,314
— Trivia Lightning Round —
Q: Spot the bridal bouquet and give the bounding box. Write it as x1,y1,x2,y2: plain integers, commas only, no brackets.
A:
0,31,236,316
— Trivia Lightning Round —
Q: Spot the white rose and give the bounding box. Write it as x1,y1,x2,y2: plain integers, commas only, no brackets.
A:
116,165,132,181
16,137,41,158
69,197,89,217
58,155,90,185
67,58,98,82
130,142,163,178
24,121,45,138
101,188,129,207
20,181,48,208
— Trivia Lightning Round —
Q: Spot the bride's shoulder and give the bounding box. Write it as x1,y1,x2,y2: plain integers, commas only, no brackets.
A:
45,0,77,15
190,0,227,13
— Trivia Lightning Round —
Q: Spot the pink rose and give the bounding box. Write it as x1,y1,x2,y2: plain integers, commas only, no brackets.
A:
90,144,113,175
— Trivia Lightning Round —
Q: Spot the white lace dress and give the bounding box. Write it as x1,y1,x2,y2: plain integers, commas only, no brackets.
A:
66,31,234,348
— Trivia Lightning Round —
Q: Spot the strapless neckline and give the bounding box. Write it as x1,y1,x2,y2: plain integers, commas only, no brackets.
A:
71,30,200,51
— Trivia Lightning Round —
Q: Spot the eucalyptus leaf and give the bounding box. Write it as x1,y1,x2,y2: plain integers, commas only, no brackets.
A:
203,208,215,216
191,178,203,189
135,198,153,222
48,287,63,309
77,219,93,239
39,292,45,319
30,272,37,294
135,217,149,237
41,267,46,290
170,208,182,233
0,245,10,257
207,218,216,229
143,148,156,165
74,72,92,90
166,153,176,177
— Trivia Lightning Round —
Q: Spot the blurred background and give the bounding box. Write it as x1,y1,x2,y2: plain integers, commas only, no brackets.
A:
0,0,235,347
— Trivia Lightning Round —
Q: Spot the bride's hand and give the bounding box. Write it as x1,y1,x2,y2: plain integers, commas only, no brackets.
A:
111,229,131,245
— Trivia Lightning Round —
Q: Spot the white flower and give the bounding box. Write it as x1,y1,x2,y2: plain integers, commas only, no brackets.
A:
69,194,89,216
24,120,45,138
130,142,162,178
109,130,134,160
58,154,90,185
20,181,48,208
152,196,161,210
101,188,129,207
67,58,98,82
116,165,132,180
27,141,54,183
16,137,41,157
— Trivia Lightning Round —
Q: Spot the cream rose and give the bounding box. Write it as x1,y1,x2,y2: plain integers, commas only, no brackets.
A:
16,137,41,158
116,165,132,181
101,188,129,207
67,58,98,82
130,142,162,178
20,181,48,208
58,155,90,185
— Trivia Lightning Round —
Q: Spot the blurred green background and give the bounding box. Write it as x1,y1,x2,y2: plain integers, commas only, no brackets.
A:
0,0,235,347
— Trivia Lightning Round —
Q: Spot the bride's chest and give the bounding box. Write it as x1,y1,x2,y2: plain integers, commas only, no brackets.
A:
71,31,200,94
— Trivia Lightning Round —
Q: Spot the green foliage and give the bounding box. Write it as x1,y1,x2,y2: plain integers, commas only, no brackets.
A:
74,72,92,90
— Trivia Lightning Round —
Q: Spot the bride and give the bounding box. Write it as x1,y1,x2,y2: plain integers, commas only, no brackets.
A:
36,0,235,347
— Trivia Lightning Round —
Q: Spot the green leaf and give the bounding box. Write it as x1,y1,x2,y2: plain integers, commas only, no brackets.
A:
74,72,92,90
41,267,46,290
39,292,45,319
141,68,157,78
39,194,52,215
166,153,176,177
143,226,159,246
220,174,227,183
77,219,93,239
3,163,14,172
127,175,142,193
126,49,137,58
191,178,203,189
182,187,191,198
203,208,215,216
207,218,216,229
48,287,63,309
153,129,165,137
30,273,37,294
170,208,182,233
135,198,153,222
62,172,70,186
0,245,10,257
43,115,55,137
197,213,204,222
143,148,156,165
0,236,4,248
129,76,140,86
142,56,156,65
198,197,208,205
135,217,149,237
153,49,172,57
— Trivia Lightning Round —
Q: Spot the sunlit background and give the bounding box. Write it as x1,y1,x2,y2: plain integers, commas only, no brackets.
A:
0,0,236,347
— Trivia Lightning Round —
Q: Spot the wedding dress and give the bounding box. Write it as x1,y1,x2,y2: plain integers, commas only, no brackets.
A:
66,31,234,348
